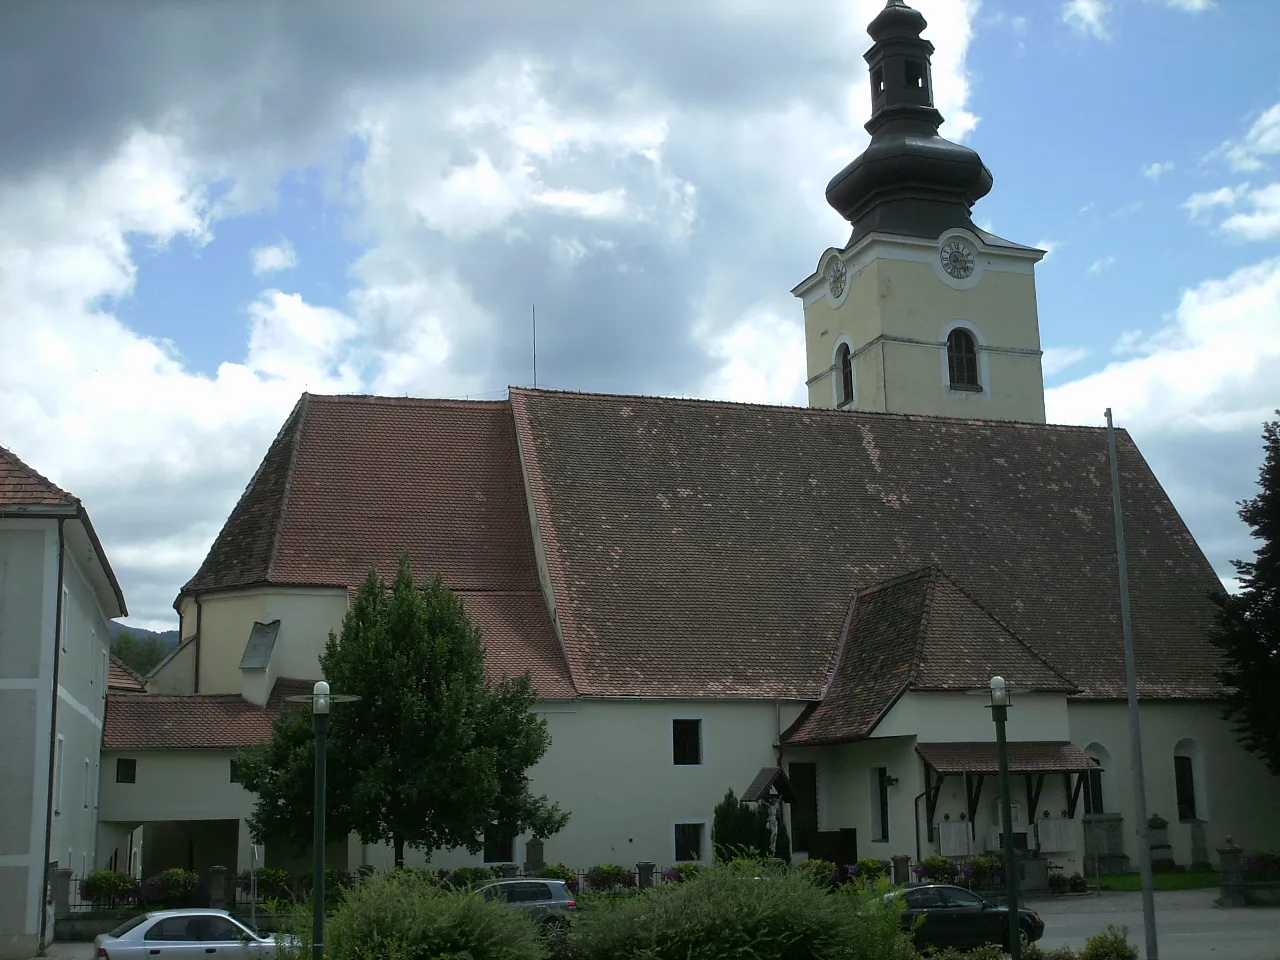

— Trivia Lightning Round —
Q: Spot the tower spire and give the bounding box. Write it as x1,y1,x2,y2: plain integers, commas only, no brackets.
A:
825,0,993,244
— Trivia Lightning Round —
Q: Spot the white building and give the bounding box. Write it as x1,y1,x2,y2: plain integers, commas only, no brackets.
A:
0,446,126,958
98,0,1279,887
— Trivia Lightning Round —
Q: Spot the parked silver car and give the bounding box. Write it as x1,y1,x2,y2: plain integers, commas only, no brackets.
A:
93,908,285,958
477,878,577,926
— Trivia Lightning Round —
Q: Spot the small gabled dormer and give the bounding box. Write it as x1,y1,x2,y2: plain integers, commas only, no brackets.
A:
239,619,281,706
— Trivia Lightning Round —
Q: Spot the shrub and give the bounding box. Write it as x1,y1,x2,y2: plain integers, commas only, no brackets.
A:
923,946,1006,960
584,864,636,892
1025,946,1079,960
1047,873,1070,894
445,866,499,889
319,871,541,960
537,863,580,893
854,857,890,881
568,859,915,960
794,858,839,889
1081,924,1138,960
1246,850,1280,881
80,871,136,909
235,867,293,900
915,855,956,883
661,862,701,884
145,868,201,908
1069,872,1088,893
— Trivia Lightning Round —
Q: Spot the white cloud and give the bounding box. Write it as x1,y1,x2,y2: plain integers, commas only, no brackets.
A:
1142,161,1175,181
1035,239,1060,261
1182,181,1280,241
693,304,806,407
1157,0,1213,11
1042,347,1089,376
1088,256,1116,274
1217,103,1280,173
250,239,298,275
1063,0,1111,39
1048,258,1280,581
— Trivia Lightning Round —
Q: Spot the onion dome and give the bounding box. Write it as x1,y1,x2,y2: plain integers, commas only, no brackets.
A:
826,0,993,244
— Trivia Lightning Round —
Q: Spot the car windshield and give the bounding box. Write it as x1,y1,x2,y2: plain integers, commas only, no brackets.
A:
107,914,150,938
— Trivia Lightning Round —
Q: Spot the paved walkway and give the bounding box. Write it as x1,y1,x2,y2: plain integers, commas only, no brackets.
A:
1032,888,1280,960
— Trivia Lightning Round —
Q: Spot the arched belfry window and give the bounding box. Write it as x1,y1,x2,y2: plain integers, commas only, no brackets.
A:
836,344,854,407
1174,739,1206,822
946,328,980,390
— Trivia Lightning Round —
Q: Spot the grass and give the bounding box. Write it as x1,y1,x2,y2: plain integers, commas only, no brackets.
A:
1094,870,1221,891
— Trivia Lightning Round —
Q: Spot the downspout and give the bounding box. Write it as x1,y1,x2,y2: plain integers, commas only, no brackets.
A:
39,518,67,947
914,790,926,865
192,595,203,694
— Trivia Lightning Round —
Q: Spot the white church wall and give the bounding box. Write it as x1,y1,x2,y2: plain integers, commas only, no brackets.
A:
1069,701,1280,868
874,692,1071,743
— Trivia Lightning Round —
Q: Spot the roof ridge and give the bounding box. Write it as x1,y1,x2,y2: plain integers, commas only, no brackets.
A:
508,386,1118,434
819,590,863,701
305,393,510,409
266,394,309,583
109,653,147,687
906,566,942,687
932,568,1077,689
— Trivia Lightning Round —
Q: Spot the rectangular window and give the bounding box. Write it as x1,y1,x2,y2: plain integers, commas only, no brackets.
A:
83,758,90,809
1174,755,1197,821
102,649,108,698
1084,768,1104,815
54,736,65,814
789,762,818,853
483,828,515,864
230,759,240,783
115,758,137,784
869,767,889,842
672,719,702,766
93,761,100,809
90,626,97,683
674,822,704,862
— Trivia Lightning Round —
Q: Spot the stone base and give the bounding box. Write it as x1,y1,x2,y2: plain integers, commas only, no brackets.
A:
0,932,41,960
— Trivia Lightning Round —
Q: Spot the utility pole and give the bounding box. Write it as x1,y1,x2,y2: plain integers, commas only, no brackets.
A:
532,304,537,389
1105,408,1159,960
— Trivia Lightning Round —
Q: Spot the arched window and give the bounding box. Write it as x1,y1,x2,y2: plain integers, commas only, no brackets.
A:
1083,743,1110,815
947,328,980,389
836,344,854,407
1174,739,1206,822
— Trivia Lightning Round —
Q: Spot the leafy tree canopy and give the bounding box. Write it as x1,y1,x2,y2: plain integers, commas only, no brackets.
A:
237,555,568,866
1210,412,1280,777
110,630,168,676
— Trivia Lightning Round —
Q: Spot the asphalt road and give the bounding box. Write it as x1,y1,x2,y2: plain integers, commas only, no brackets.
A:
1032,888,1280,960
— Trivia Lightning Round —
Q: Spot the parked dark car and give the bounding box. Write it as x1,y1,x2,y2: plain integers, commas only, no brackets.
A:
477,878,577,927
895,884,1045,951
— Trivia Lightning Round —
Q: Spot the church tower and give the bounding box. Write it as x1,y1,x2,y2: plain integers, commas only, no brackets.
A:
793,0,1047,423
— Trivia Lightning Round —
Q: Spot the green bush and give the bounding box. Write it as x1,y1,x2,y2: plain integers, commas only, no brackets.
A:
1069,872,1088,893
662,862,702,884
80,871,136,908
923,946,1006,960
1025,945,1080,960
445,865,499,889
915,855,955,883
1246,850,1280,881
567,859,915,960
537,863,580,893
236,867,293,900
855,857,890,880
321,871,542,960
146,868,200,908
793,857,839,888
1081,924,1138,960
584,864,636,892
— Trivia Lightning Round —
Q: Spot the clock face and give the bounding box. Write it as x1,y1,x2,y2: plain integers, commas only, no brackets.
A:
827,257,847,299
940,240,975,280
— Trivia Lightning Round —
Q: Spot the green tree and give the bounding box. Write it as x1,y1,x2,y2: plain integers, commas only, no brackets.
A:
237,555,568,866
110,630,168,676
1210,412,1280,777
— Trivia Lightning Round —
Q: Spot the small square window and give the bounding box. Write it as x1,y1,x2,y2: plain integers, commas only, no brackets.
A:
672,719,702,766
116,758,137,784
674,822,703,862
483,828,515,864
230,760,240,783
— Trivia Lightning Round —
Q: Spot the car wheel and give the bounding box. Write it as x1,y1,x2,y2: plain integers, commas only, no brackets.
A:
1008,923,1031,949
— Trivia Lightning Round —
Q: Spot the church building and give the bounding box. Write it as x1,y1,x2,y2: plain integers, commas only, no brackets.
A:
98,0,1279,888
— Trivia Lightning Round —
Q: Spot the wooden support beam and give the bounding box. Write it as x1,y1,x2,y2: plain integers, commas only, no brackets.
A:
1066,771,1085,819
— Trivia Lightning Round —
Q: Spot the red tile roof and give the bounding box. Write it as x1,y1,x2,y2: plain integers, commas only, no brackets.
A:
108,655,147,693
784,568,1074,745
509,389,1225,701
103,678,313,750
0,445,78,507
181,395,574,700
916,741,1099,775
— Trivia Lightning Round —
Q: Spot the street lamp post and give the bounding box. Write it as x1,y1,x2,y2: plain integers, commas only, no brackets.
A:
286,681,358,960
989,676,1022,960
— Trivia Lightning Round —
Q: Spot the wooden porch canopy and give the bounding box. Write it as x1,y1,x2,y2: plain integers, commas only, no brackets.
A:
916,742,1100,834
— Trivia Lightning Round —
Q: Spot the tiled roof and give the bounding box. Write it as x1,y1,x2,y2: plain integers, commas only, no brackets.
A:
108,655,147,693
0,444,78,507
509,389,1224,701
181,395,574,700
784,568,1075,745
103,678,313,750
916,741,1099,775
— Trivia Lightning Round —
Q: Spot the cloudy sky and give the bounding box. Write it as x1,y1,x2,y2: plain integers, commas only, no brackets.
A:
1,0,1277,631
